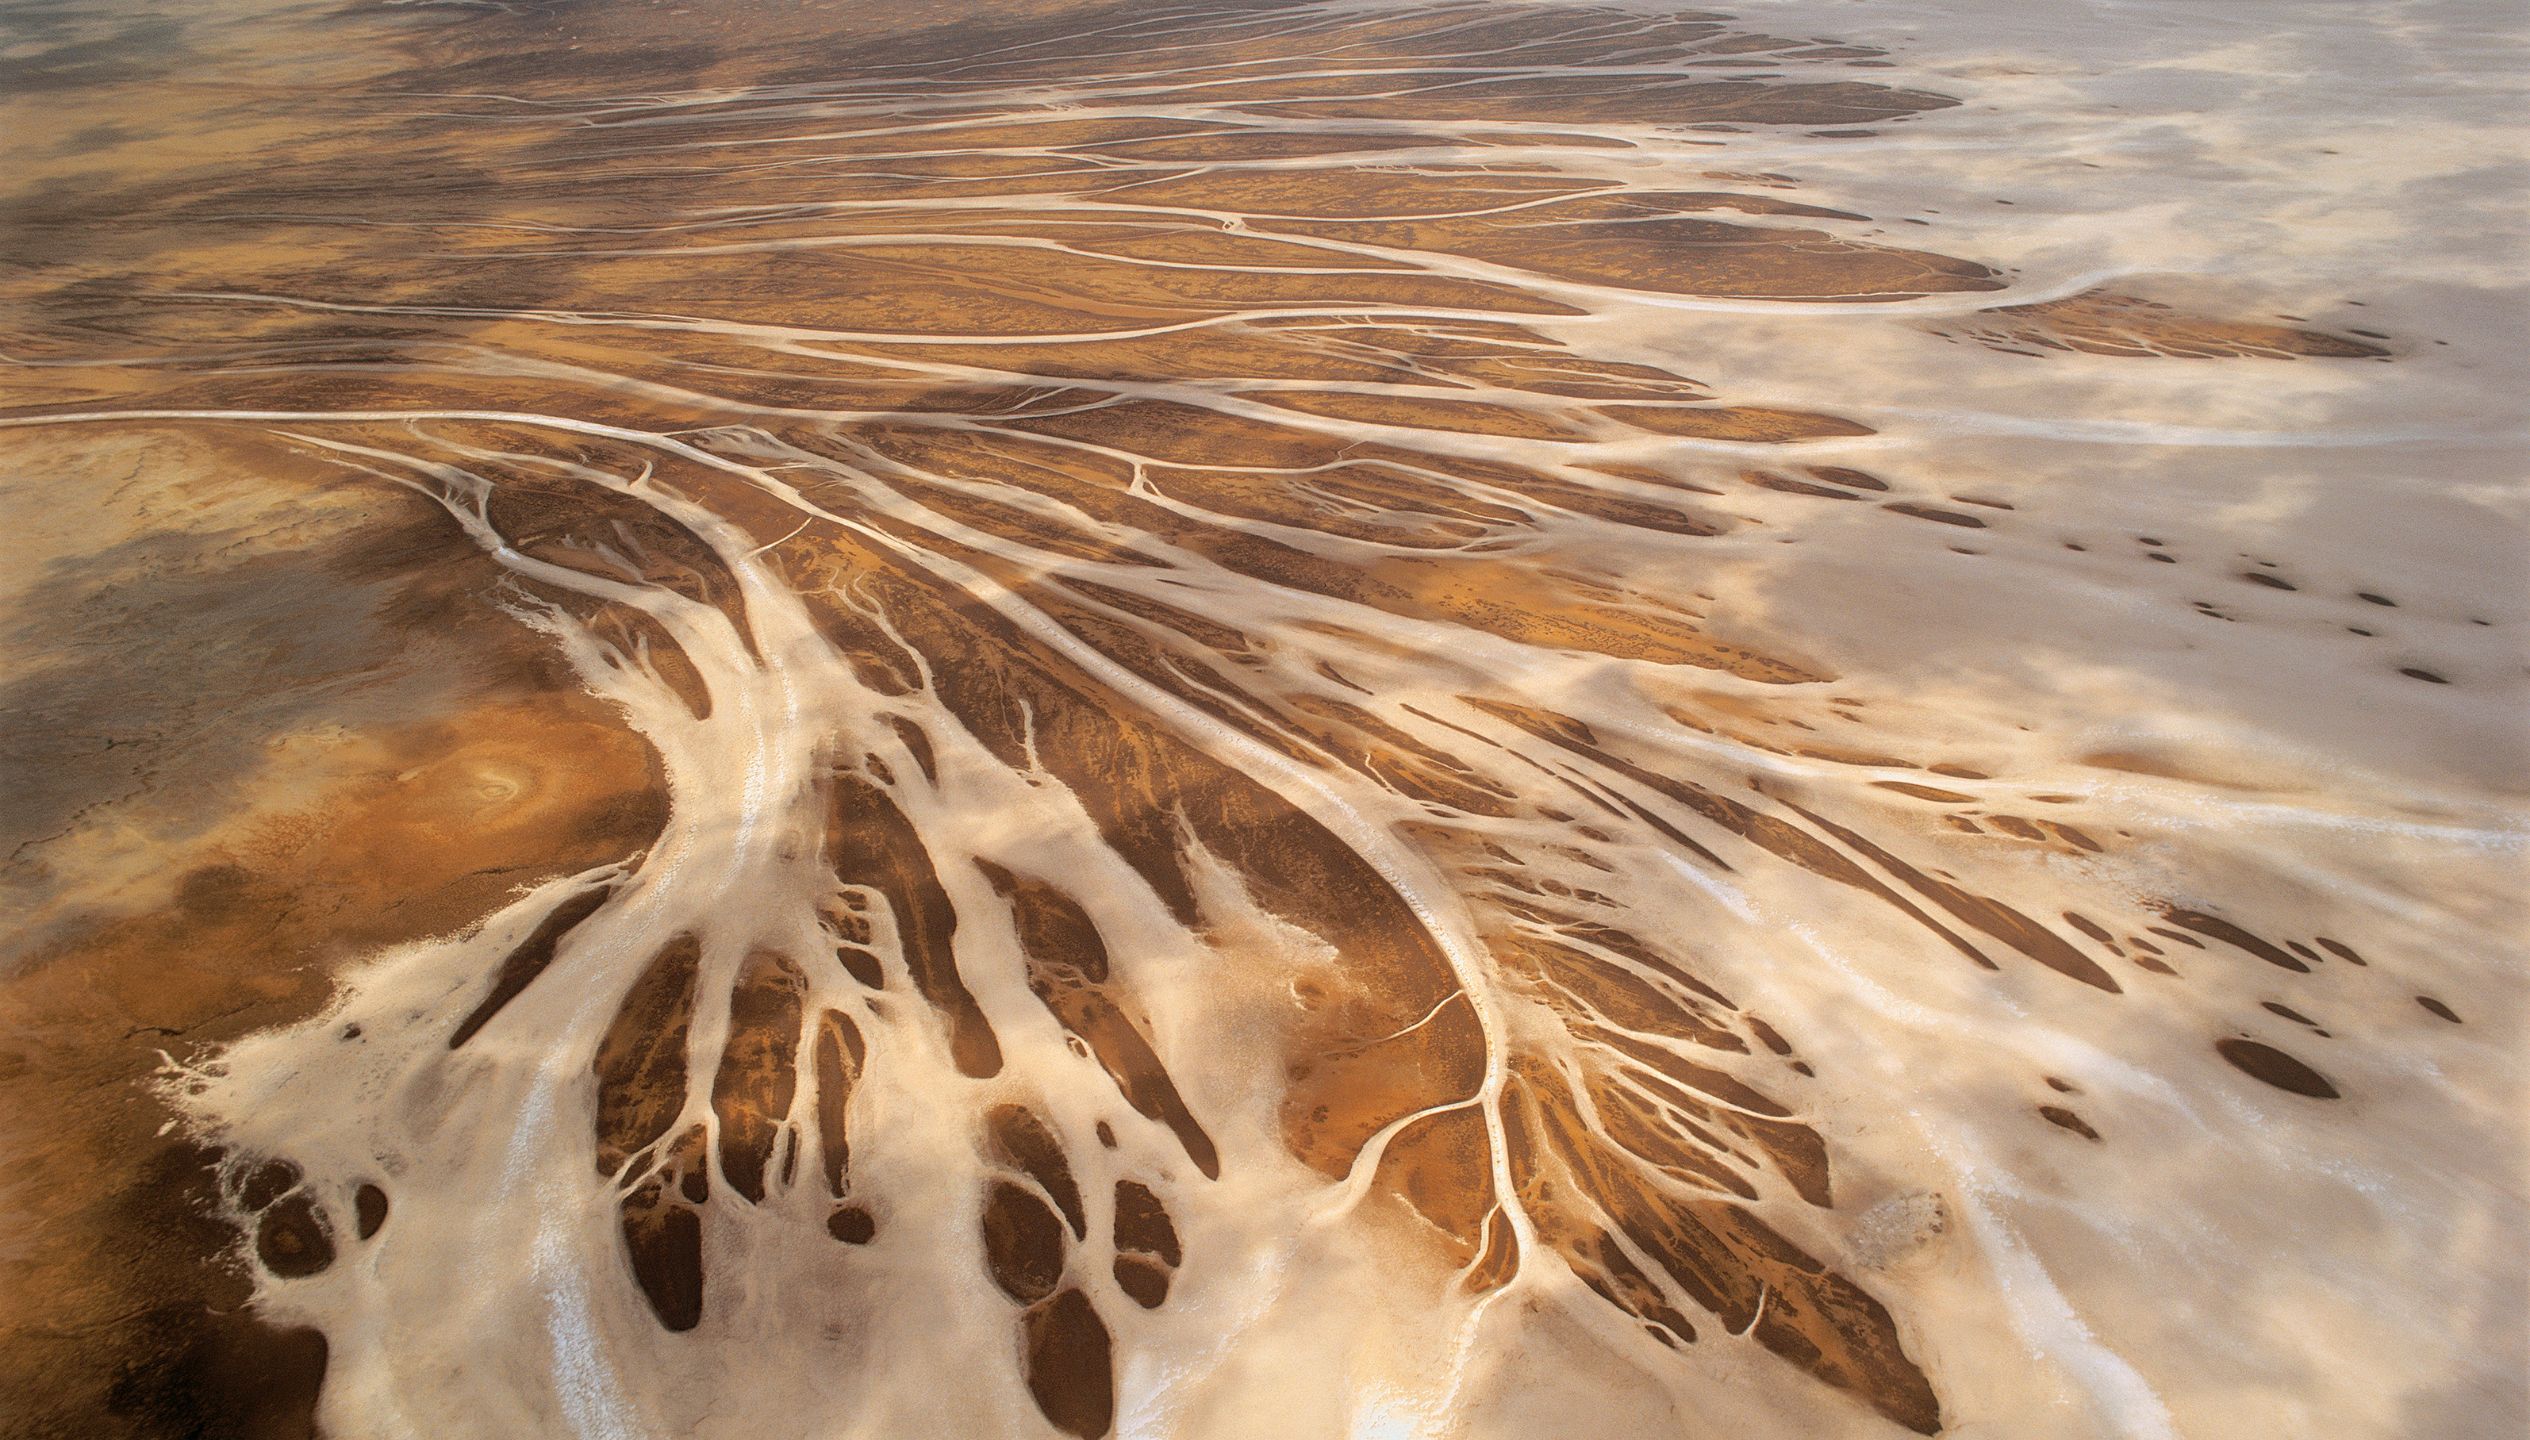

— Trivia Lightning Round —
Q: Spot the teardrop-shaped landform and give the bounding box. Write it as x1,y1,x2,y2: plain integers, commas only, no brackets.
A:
448,884,613,1047
592,936,710,1330
983,1181,1069,1305
254,1194,334,1280
619,1185,706,1333
988,1105,1088,1239
815,1009,867,1202
1110,1181,1181,1309
827,1207,877,1246
711,950,807,1204
354,1184,389,1241
1022,1288,1114,1439
2215,1038,2342,1099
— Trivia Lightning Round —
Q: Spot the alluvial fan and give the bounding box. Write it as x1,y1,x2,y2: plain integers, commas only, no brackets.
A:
1,1,2522,1438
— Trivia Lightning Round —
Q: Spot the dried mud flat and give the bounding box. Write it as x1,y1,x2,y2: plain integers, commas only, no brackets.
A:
0,1,2523,1438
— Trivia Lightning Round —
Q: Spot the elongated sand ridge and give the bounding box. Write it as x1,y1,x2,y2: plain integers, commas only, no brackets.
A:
1,1,2523,1437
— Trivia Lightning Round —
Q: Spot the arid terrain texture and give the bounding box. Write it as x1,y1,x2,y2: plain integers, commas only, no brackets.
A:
1,0,2523,1437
